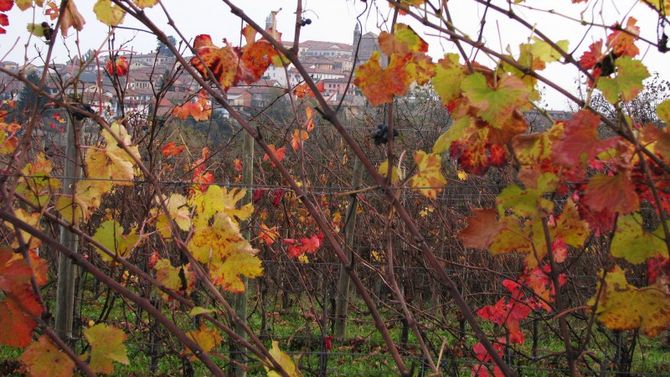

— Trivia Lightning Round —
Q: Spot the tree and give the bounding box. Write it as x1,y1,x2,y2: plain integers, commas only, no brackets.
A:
156,35,177,56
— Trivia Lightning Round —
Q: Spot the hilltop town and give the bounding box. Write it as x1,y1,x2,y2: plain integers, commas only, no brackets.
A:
0,15,381,123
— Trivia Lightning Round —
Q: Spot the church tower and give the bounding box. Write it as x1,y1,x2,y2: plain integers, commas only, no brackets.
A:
353,23,362,49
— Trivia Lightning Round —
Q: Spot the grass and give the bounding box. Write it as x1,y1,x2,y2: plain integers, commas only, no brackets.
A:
1,290,670,376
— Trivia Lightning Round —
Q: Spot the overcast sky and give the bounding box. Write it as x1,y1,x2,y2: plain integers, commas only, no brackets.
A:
0,0,667,109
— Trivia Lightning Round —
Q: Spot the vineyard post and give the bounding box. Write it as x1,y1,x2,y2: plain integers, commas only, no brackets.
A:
55,114,81,343
334,156,363,339
230,127,254,377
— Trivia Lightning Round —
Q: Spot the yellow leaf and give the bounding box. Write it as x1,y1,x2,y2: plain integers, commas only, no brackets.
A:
410,150,446,199
188,213,254,264
378,159,404,184
156,194,191,238
589,266,670,337
265,341,302,377
84,324,129,375
92,220,139,262
20,335,74,377
210,250,263,293
189,306,215,317
133,0,158,8
184,326,222,361
190,185,252,227
15,0,45,11
153,258,182,291
93,0,125,26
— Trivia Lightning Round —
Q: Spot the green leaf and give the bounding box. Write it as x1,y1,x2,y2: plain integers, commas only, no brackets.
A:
597,57,649,103
189,307,216,317
611,214,667,264
462,72,530,129
432,53,464,106
656,99,670,124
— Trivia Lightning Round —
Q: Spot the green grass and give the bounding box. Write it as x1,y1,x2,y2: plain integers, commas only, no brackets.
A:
2,292,670,376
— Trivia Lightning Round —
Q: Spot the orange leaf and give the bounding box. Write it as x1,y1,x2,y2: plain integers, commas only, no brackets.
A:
354,51,411,106
304,107,315,132
161,141,185,158
262,144,286,165
459,209,503,249
291,129,309,151
293,81,325,99
172,91,211,121
258,223,279,245
20,335,75,377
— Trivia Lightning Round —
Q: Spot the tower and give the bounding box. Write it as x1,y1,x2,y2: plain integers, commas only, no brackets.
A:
353,23,361,49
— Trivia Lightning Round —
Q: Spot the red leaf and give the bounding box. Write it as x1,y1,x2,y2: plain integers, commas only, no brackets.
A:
552,110,602,167
0,0,13,12
579,40,604,70
272,189,284,207
0,13,8,27
104,56,129,77
583,173,639,214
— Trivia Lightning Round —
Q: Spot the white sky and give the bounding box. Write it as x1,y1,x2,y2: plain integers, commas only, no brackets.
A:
0,0,668,109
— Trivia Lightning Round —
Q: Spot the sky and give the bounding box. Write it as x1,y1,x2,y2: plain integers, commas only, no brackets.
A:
0,0,667,109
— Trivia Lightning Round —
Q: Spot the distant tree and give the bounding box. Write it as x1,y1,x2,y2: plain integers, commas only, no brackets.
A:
16,70,48,121
156,36,177,56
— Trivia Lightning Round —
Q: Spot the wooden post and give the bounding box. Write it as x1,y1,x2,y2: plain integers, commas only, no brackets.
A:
230,130,253,377
334,157,363,339
55,116,80,342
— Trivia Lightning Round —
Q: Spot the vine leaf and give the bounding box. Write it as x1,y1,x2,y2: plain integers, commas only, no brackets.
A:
93,0,125,26
20,335,74,377
161,142,185,158
83,324,129,374
378,159,404,184
656,100,670,124
291,129,309,151
60,0,85,36
432,116,471,154
0,248,43,347
461,73,530,129
104,56,128,77
265,341,302,377
611,214,668,264
354,51,410,106
184,326,222,360
262,144,286,166
583,173,639,215
92,220,139,262
459,209,503,249
172,91,211,121
552,110,602,168
410,150,446,199
432,53,465,107
607,17,640,58
597,57,649,103
191,28,278,90
589,266,670,337
210,250,263,293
